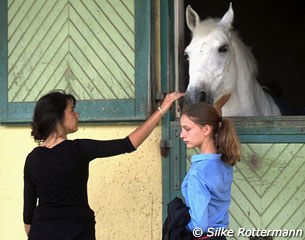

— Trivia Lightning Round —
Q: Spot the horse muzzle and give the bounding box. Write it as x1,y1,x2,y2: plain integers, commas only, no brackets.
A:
185,90,214,105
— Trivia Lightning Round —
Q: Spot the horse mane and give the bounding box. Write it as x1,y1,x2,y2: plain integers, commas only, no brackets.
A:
231,31,258,80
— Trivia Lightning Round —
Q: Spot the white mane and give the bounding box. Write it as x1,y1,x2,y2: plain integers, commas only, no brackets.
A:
231,32,258,79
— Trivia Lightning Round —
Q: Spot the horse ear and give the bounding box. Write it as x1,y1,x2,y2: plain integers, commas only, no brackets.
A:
220,2,234,28
186,5,200,32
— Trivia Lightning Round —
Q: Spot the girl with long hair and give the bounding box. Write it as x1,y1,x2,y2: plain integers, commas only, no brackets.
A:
180,102,240,240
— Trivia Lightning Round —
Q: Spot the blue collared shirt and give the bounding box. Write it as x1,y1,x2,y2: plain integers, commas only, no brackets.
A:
181,153,233,232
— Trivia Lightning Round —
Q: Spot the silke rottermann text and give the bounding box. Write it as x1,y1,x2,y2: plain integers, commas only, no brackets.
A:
205,228,303,238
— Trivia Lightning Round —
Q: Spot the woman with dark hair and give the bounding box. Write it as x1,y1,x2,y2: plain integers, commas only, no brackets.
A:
23,90,184,240
179,102,240,240
30,92,77,144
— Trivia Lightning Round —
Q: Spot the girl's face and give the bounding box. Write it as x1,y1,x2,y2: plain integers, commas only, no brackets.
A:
180,114,207,149
62,100,79,134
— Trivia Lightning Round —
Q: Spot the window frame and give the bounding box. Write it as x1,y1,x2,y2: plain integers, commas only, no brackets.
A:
0,0,152,123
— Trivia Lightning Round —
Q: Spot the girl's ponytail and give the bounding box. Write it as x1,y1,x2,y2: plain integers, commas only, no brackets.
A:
216,118,241,165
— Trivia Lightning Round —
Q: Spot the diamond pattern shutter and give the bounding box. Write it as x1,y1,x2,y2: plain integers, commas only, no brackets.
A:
0,0,151,122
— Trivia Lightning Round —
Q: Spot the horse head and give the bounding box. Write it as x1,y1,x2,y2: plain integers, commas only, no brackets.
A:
184,4,281,116
184,4,236,107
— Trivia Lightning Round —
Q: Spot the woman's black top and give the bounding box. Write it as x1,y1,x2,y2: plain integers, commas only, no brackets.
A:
23,137,136,224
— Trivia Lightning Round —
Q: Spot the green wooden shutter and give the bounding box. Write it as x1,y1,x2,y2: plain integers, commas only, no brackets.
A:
0,0,151,122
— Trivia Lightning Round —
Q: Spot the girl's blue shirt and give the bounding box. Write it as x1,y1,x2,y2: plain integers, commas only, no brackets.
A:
181,153,233,232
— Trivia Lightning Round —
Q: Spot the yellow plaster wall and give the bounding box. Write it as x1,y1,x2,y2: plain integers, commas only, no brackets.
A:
0,124,162,240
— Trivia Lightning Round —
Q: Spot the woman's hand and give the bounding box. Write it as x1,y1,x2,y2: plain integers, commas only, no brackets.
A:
159,92,185,114
128,92,184,148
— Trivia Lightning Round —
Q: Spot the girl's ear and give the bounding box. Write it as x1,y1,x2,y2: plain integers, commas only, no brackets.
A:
202,124,213,137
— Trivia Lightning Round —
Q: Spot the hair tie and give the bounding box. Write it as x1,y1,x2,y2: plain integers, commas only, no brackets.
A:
218,117,222,129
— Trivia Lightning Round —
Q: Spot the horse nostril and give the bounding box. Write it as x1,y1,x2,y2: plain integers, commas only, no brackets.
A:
200,91,214,105
185,91,206,104
199,92,206,102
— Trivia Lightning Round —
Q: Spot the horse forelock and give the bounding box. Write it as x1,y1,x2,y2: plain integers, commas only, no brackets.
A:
192,18,220,38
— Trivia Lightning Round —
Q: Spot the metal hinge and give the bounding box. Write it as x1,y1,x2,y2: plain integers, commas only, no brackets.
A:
160,140,172,157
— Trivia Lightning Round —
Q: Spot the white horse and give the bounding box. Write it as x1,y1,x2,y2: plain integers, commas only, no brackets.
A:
184,4,281,116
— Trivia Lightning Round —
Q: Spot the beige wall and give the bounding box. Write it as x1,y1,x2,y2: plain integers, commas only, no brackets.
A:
0,124,162,240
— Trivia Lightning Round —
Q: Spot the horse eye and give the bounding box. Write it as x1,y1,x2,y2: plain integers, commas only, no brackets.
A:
218,45,228,53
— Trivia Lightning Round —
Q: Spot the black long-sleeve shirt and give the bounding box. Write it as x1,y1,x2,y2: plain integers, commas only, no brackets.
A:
23,137,136,224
